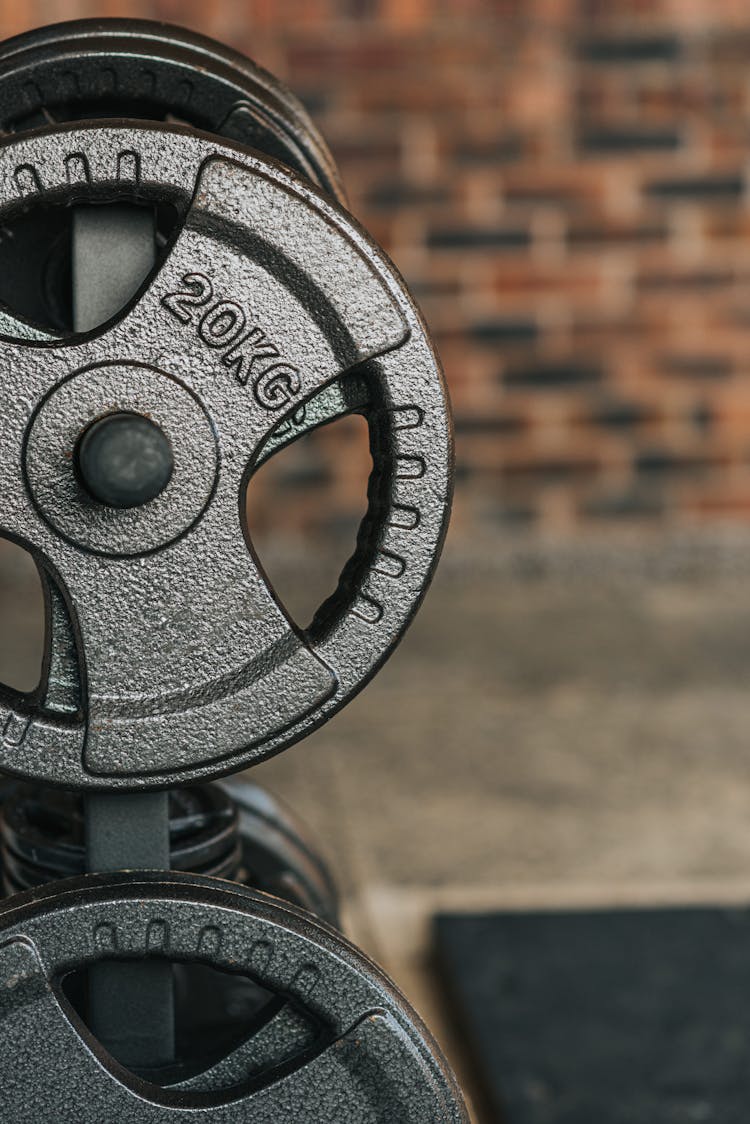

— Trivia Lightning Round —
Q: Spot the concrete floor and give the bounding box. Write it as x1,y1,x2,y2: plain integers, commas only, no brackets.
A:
253,531,750,1116
5,528,750,1117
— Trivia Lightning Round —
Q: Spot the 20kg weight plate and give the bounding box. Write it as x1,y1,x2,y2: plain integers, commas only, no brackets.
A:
0,871,468,1122
0,121,452,789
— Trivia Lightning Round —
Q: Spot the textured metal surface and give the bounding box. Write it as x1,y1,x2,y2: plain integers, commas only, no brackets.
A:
0,871,468,1122
25,360,219,555
0,18,344,204
0,121,452,790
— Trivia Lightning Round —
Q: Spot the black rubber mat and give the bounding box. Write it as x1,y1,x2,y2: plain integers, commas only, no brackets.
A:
434,906,750,1123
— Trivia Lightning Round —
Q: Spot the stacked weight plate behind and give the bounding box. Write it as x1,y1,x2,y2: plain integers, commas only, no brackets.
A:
0,19,345,201
0,872,468,1122
0,18,345,343
0,783,240,890
0,779,340,926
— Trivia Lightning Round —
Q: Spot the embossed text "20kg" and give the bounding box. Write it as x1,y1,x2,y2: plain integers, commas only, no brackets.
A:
162,272,302,411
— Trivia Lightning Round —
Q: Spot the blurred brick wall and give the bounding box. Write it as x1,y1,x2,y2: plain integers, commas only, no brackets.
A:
6,0,750,541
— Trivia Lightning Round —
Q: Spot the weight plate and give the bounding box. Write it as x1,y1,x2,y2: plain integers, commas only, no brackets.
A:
0,121,452,789
0,18,344,203
224,780,340,927
0,871,468,1121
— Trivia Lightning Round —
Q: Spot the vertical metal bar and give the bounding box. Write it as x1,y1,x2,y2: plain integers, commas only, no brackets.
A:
73,203,175,1070
72,205,156,332
85,792,174,1068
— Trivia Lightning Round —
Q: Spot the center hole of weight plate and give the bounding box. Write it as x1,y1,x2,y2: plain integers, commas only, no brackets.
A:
75,411,174,509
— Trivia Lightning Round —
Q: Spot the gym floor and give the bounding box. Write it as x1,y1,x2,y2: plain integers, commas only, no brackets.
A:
5,528,750,1119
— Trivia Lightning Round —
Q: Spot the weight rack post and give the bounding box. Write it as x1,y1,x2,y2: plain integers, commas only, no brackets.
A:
85,792,174,1067
76,204,175,1069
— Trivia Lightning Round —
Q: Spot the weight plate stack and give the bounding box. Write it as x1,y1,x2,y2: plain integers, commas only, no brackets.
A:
0,18,467,1122
0,779,340,926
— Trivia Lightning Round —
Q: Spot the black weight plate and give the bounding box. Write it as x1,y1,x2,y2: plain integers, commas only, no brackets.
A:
0,18,344,203
225,780,340,927
0,783,239,890
0,780,338,924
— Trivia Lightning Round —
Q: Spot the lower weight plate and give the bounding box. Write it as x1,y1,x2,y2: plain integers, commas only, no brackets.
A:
0,871,468,1122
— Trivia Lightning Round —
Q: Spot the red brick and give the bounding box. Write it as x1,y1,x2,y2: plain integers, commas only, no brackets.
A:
3,1,750,535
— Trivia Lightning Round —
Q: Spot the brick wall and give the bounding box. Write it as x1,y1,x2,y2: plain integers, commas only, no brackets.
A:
5,0,750,541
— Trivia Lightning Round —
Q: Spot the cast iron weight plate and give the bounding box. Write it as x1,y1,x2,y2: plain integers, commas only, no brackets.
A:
0,17,345,204
0,122,452,789
0,871,468,1122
